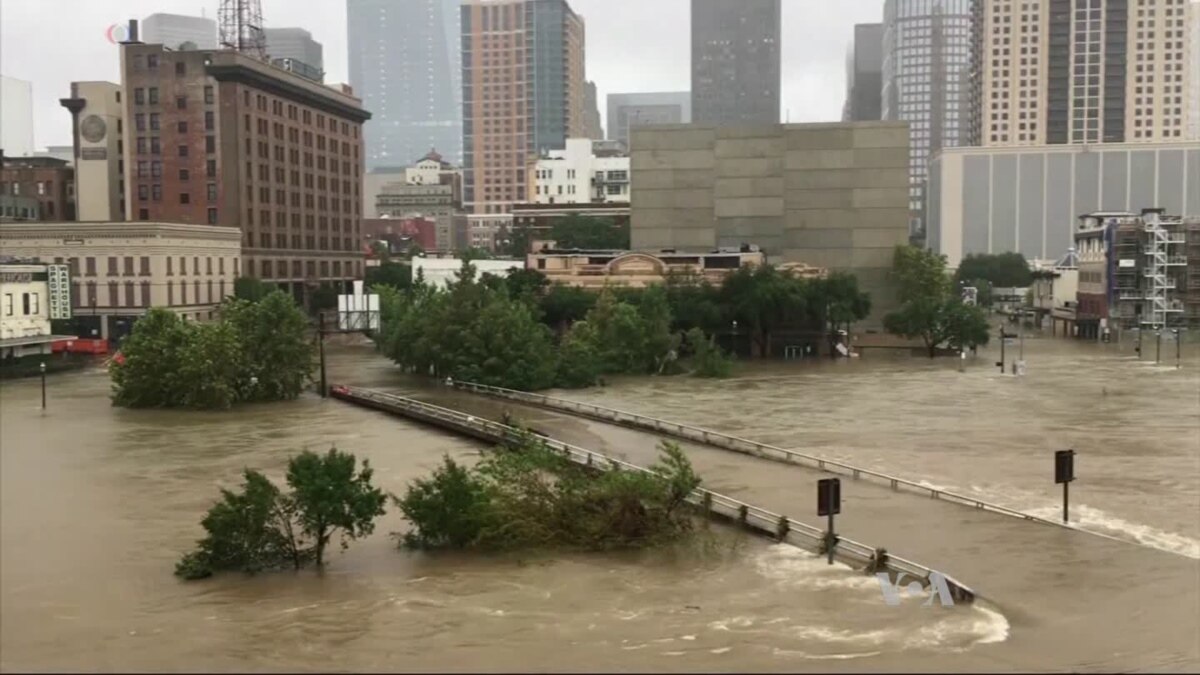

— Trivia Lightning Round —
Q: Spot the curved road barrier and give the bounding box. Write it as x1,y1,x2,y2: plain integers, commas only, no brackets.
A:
332,385,976,605
449,381,1122,538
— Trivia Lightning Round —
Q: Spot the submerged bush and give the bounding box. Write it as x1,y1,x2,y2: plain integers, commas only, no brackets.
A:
393,436,702,552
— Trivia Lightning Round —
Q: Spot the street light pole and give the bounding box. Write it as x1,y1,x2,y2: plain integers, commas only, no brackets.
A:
40,361,46,409
1155,329,1162,365
1174,329,1181,369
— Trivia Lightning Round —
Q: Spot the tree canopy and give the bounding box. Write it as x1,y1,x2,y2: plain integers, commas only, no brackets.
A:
111,290,314,409
954,252,1033,288
550,214,631,250
884,246,991,357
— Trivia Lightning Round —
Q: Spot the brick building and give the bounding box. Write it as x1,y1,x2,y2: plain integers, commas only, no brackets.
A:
119,43,371,302
0,156,76,221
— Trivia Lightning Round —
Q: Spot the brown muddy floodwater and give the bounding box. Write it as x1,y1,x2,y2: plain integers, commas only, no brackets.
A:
1,335,1197,672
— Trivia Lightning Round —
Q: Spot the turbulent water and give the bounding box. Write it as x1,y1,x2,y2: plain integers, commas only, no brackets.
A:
1,335,1197,672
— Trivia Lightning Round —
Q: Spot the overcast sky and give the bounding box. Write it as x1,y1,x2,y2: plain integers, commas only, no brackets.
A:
1,0,883,150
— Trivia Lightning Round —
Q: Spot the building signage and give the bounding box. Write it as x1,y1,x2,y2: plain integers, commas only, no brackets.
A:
80,147,108,161
0,272,34,283
48,264,72,320
1118,259,1136,268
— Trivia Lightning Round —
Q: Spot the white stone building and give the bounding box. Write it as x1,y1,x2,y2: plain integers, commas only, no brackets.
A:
0,263,71,359
412,256,522,290
530,138,629,205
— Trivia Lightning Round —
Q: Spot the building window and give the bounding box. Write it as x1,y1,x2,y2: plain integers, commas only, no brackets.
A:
140,256,150,276
85,257,96,276
168,281,174,306
205,111,214,131
148,88,158,105
179,145,189,158
149,113,160,131
180,193,190,205
207,183,217,201
167,256,173,276
138,208,149,220
176,96,187,110
205,136,215,154
207,160,216,178
204,85,214,104
175,61,185,76
180,168,190,181
124,282,135,308
138,185,149,201
152,184,161,201
181,279,188,304
134,88,145,105
141,281,151,307
207,208,218,224
2,293,10,316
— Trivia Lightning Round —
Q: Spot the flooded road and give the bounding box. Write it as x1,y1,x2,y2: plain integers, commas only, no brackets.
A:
2,337,1197,671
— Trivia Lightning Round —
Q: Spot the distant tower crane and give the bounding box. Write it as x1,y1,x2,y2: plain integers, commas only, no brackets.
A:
218,0,267,60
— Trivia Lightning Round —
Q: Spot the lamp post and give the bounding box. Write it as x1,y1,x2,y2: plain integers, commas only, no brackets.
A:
731,320,738,357
1173,329,1181,369
40,361,46,409
1155,329,1162,365
996,323,1007,372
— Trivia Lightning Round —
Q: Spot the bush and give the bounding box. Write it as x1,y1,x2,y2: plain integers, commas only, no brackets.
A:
393,437,702,552
685,328,733,378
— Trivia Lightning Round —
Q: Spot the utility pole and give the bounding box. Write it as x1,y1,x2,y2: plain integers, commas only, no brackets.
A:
996,324,1007,373
1155,329,1162,365
1174,329,1181,369
40,361,46,410
318,311,328,398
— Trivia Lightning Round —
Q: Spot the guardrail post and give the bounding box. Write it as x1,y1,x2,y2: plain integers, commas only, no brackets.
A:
865,548,889,575
738,504,749,527
702,492,713,514
776,516,789,541
586,453,593,467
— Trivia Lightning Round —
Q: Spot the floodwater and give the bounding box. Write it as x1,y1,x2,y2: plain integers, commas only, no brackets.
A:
1,335,1197,672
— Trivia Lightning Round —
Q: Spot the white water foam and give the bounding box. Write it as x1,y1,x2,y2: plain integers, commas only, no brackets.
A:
752,545,878,592
1026,504,1200,559
772,648,883,660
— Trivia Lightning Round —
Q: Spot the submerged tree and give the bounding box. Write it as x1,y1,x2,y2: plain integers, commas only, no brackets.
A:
175,448,386,580
884,246,991,357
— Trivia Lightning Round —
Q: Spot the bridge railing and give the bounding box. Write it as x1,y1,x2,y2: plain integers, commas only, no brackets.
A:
338,385,969,600
452,380,1065,529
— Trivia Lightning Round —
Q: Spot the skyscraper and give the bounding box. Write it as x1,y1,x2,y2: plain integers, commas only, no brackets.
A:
882,0,971,238
347,0,462,169
842,23,883,122
965,0,1194,146
263,28,324,72
461,0,586,215
140,13,218,50
606,92,692,147
583,81,604,139
691,0,781,125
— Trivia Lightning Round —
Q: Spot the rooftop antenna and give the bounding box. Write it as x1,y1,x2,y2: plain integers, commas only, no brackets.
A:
218,0,267,60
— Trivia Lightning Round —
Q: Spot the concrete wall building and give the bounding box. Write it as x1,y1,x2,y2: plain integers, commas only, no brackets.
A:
461,0,587,216
1,76,34,158
965,0,1194,147
140,13,217,50
263,28,324,73
882,0,971,240
60,81,126,222
119,45,370,300
691,0,781,125
348,0,462,169
630,122,910,323
927,141,1200,268
0,157,75,222
530,138,629,204
843,24,884,122
0,222,241,341
607,92,692,148
376,184,456,250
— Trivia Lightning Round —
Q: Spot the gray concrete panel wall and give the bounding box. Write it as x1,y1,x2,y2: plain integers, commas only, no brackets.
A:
1075,152,1100,219
630,122,909,324
927,159,942,254
1046,153,1074,258
990,155,1017,254
1187,151,1200,215
1157,150,1184,215
1100,152,1128,211
1128,151,1157,211
1018,154,1045,259
962,155,991,257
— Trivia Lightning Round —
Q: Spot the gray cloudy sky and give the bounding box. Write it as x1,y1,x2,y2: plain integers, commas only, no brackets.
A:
1,0,883,150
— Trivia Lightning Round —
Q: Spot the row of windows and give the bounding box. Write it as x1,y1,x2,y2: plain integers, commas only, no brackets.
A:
245,258,360,280
242,89,358,138
134,135,215,156
1,292,38,317
133,86,214,108
244,208,358,234
248,233,353,251
55,255,235,279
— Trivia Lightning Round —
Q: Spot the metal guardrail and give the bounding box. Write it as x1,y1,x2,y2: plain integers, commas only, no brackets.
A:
332,385,976,604
452,381,1075,531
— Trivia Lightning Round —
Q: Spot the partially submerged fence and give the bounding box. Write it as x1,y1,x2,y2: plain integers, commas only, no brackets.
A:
332,385,976,605
451,381,1074,530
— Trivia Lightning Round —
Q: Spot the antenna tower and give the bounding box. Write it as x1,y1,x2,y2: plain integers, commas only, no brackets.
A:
218,0,267,60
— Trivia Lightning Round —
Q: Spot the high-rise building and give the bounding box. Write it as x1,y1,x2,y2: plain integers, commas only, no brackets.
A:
965,0,1194,147
843,24,884,122
583,81,604,139
60,81,126,221
264,27,324,73
1,76,34,158
1189,1,1200,139
691,0,781,125
119,43,371,300
461,0,587,215
348,0,462,169
530,138,629,204
606,92,691,147
140,13,218,50
883,0,971,239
